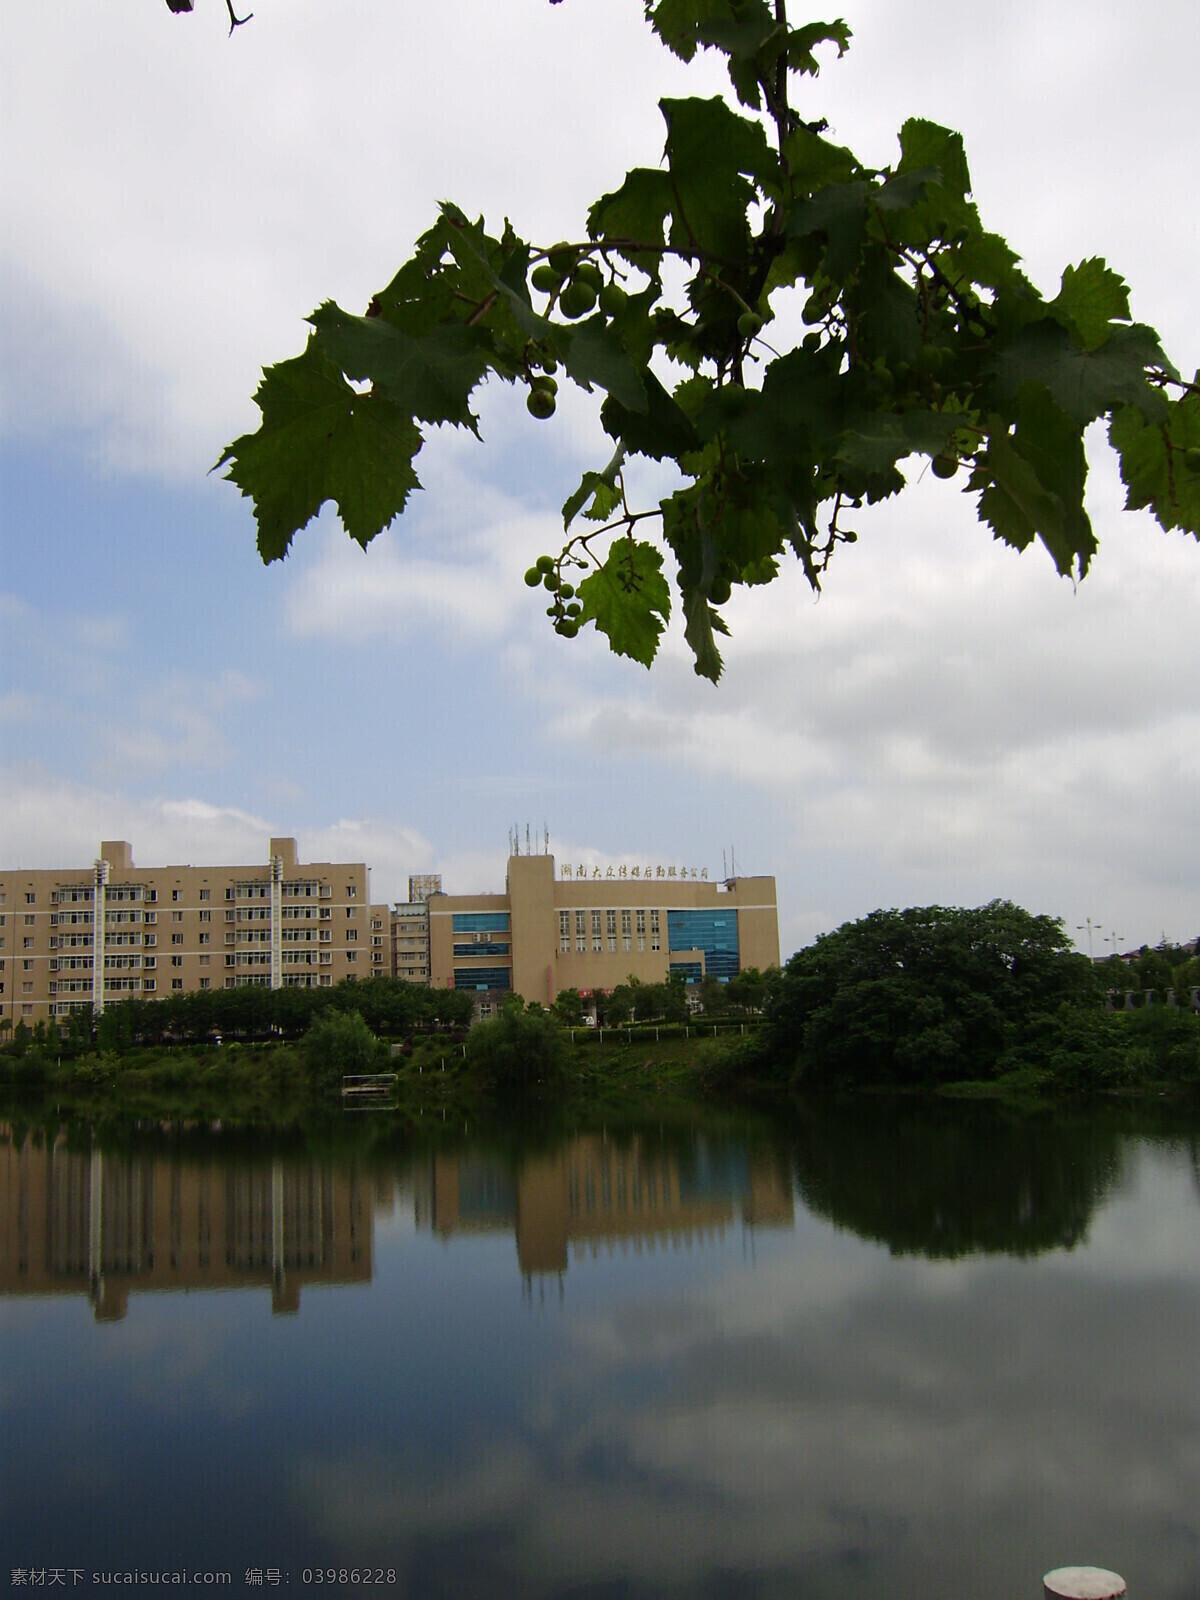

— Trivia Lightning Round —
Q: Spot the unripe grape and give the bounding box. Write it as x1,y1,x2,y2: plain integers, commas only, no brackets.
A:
536,555,555,573
531,263,561,293
574,260,603,291
709,575,733,605
557,619,580,638
532,374,558,395
560,280,597,319
524,567,542,587
527,388,556,420
802,331,822,353
547,243,576,274
931,453,958,479
559,581,575,599
542,571,558,591
599,282,628,316
737,311,763,338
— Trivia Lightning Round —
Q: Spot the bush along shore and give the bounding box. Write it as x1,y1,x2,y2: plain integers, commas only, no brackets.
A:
2,909,1198,1118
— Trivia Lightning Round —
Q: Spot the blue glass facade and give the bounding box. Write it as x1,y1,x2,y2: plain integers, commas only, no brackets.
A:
453,941,511,958
452,912,510,934
453,967,511,992
667,908,739,980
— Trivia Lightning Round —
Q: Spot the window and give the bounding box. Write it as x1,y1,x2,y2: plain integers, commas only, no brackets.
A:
199,977,210,989
23,959,33,971
346,884,358,897
145,911,157,924
576,910,587,952
143,979,156,992
199,910,210,923
346,950,357,962
606,909,617,952
171,933,184,946
144,957,156,970
622,909,632,952
591,910,603,952
171,955,183,968
172,978,183,990
559,910,571,953
199,888,210,901
144,934,156,947
25,893,35,905
24,914,35,926
172,910,183,923
199,933,210,945
347,929,357,942
199,955,210,967
172,889,181,901
650,909,660,951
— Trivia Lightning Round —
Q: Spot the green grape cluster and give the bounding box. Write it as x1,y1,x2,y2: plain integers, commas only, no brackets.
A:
522,552,585,637
531,246,606,321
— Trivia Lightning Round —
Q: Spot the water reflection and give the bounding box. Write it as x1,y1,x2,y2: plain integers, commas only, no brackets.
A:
415,1133,794,1278
0,1130,371,1318
790,1099,1127,1258
2,1107,1199,1596
3,1104,1184,1324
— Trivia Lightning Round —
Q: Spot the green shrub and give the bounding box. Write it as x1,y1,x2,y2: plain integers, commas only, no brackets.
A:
464,1005,573,1094
302,1010,390,1092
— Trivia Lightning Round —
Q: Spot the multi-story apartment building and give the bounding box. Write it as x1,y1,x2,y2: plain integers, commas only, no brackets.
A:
390,874,440,985
0,837,370,1029
429,851,779,1016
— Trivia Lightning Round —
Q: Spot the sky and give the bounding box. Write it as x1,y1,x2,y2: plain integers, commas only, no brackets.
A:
1,0,1197,960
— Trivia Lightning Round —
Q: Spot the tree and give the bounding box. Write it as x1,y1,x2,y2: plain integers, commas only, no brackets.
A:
551,987,585,1026
464,1004,573,1094
767,901,1102,1085
218,3,1198,682
302,1008,390,1091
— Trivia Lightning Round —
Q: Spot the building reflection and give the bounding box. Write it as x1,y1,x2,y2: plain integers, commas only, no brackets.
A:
0,1128,371,1319
1,1127,793,1316
413,1133,794,1278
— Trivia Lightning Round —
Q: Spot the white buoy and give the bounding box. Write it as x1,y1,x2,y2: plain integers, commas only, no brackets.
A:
1044,1568,1126,1600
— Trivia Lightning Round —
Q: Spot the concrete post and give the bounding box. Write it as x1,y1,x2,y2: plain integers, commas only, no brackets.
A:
1043,1568,1126,1599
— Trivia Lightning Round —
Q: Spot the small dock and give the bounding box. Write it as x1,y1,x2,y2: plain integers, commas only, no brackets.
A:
341,1073,398,1109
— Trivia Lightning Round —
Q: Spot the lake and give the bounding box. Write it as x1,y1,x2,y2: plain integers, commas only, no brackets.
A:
2,1100,1198,1598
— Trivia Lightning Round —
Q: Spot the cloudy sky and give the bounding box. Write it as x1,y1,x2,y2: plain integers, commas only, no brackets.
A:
1,0,1197,957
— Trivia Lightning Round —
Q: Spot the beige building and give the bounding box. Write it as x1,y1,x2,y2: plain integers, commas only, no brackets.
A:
390,875,440,985
0,837,371,1029
429,851,779,1014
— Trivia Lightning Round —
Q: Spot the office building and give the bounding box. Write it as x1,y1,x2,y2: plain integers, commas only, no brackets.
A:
429,849,779,1014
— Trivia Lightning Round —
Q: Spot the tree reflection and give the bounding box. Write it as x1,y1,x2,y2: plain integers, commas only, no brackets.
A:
790,1099,1124,1258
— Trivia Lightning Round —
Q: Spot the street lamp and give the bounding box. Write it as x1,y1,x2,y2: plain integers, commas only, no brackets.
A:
1076,919,1102,961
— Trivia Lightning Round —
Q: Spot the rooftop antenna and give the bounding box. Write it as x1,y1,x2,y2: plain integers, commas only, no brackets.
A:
525,822,531,855
722,849,728,880
544,822,549,855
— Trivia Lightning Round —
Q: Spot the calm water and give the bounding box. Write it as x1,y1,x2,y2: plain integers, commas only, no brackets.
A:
2,1102,1198,1599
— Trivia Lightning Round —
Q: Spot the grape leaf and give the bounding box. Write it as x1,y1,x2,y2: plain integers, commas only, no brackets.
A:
973,387,1094,575
217,338,422,560
661,96,776,259
576,541,672,666
307,302,490,432
564,315,649,413
1048,258,1131,352
990,319,1172,427
1109,391,1200,535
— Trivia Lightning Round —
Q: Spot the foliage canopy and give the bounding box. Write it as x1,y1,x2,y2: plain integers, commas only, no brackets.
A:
218,2,1199,680
766,900,1102,1084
